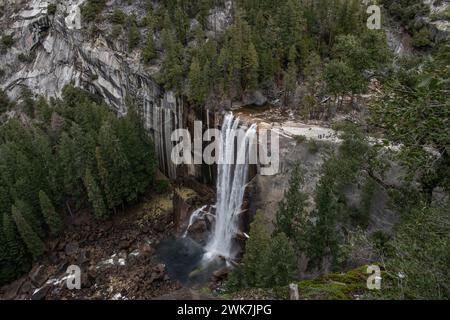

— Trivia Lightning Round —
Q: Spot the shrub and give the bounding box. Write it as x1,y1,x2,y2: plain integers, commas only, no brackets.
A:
81,0,106,23
154,180,171,194
412,28,432,48
47,3,57,15
109,9,126,25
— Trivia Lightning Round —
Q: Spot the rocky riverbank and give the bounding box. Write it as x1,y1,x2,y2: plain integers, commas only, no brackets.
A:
0,181,215,300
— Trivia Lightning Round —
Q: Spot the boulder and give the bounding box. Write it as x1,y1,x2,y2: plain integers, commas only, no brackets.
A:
119,239,133,251
31,285,51,300
213,267,231,281
149,264,166,282
65,242,79,257
29,265,48,287
139,243,155,257
242,90,268,107
3,277,26,299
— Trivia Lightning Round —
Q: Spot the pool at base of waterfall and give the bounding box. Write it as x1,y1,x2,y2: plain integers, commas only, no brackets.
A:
155,237,226,285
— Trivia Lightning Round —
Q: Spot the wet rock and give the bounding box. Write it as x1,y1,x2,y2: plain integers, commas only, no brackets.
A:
3,278,26,299
29,265,48,287
81,273,92,288
65,242,79,257
31,285,51,300
139,243,155,257
149,264,166,283
213,267,231,281
119,239,133,251
242,90,268,107
76,249,90,266
20,280,32,295
189,219,207,234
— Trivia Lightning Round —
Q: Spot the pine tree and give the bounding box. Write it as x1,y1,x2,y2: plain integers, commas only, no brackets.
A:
262,232,297,287
143,34,156,63
275,162,307,248
11,205,45,260
39,190,62,236
306,158,340,269
283,45,298,104
84,169,109,220
2,211,29,283
114,104,156,200
174,7,189,44
96,122,131,210
128,16,140,50
187,57,205,104
241,210,271,287
244,41,259,90
324,59,353,108
160,29,184,92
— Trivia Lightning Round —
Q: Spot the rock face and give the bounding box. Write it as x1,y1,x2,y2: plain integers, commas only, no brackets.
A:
0,0,182,178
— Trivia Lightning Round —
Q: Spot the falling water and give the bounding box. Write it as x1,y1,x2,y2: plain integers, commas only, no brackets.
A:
204,113,257,261
183,206,207,238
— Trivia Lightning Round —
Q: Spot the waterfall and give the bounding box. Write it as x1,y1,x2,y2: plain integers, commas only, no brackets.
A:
203,113,257,260
183,205,207,238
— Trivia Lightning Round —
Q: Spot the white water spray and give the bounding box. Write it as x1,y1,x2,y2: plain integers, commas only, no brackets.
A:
183,206,207,238
204,113,257,260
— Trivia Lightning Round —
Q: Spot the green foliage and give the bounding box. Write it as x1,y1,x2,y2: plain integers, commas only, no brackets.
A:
275,162,307,246
81,0,106,23
39,190,62,236
1,211,30,285
382,0,430,29
227,211,298,291
240,210,271,288
0,89,13,113
142,34,156,63
411,27,432,48
1,34,13,47
1,34,13,53
84,169,108,220
159,29,184,91
18,52,34,63
373,204,450,299
187,57,206,104
0,85,156,282
128,16,140,50
370,41,450,194
11,205,45,260
154,180,171,194
307,157,341,269
47,3,56,15
261,232,297,287
109,9,126,25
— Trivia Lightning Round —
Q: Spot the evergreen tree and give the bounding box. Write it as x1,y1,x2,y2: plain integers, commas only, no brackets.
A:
143,34,156,63
39,190,62,236
0,89,13,114
96,122,131,210
160,29,184,91
306,158,340,269
324,59,353,108
241,210,271,287
187,57,205,104
244,41,259,90
84,169,109,220
128,16,140,50
11,205,45,260
174,7,189,44
283,45,298,104
275,162,307,247
262,232,297,287
2,211,29,284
